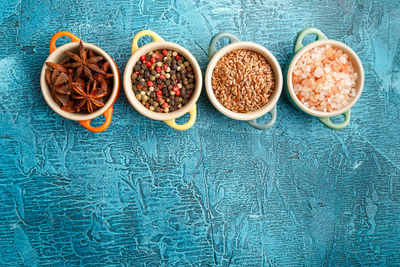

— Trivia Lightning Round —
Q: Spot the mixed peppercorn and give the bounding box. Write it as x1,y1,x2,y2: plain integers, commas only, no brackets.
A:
131,49,195,113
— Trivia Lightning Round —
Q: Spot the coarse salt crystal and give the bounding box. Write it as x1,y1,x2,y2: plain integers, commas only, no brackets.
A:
315,67,324,78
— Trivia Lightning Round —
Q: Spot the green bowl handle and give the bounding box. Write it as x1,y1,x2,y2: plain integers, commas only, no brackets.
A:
294,28,328,54
318,109,351,130
209,32,240,59
245,105,277,130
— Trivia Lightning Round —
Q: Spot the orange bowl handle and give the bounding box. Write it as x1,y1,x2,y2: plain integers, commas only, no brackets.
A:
79,106,113,133
49,31,80,54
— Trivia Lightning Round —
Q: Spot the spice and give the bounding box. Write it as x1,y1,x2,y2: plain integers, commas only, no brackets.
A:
45,41,114,113
292,45,357,112
131,49,195,113
212,49,275,112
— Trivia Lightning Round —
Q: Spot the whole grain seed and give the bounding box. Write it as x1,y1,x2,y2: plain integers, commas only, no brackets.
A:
212,49,275,112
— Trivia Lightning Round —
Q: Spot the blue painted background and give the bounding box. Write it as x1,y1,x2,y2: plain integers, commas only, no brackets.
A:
1,0,399,266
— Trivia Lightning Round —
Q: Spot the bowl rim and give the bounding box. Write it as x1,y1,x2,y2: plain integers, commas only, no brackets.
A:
205,41,283,121
40,41,120,121
286,39,364,118
123,41,202,121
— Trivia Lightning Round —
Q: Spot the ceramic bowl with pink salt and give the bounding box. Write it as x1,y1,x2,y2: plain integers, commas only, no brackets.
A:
286,28,364,130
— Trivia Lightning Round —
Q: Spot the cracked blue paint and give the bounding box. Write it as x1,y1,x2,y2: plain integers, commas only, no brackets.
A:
0,0,399,266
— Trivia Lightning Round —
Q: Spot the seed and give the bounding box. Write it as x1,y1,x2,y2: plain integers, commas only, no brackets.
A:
212,49,274,113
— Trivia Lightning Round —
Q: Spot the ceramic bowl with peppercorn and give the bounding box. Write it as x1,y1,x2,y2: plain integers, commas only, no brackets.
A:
205,32,283,130
40,31,120,133
123,30,202,131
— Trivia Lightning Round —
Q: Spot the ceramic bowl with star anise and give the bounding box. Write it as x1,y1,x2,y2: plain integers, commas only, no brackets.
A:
40,31,120,132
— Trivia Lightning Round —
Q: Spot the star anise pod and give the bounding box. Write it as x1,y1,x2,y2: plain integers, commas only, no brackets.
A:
45,68,70,95
60,101,76,112
72,80,107,113
46,62,68,73
64,40,106,81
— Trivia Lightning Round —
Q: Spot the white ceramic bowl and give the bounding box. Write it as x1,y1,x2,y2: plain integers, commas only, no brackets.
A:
205,33,283,130
285,28,364,130
123,31,202,131
40,33,120,132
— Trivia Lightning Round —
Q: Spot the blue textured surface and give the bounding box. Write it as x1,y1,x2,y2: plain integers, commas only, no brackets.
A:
1,0,399,266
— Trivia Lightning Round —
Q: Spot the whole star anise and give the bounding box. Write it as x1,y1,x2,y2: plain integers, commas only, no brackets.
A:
64,40,106,81
94,61,114,92
72,80,107,113
45,68,70,94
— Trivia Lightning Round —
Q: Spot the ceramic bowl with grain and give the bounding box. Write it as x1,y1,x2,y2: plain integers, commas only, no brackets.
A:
205,32,283,130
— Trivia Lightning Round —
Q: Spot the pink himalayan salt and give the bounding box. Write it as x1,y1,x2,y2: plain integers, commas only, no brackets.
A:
292,45,358,113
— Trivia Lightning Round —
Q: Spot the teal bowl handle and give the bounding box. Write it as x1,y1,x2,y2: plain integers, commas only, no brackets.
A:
245,105,277,130
294,28,328,53
209,32,240,59
318,109,351,130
